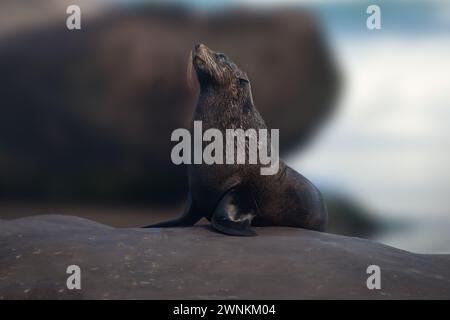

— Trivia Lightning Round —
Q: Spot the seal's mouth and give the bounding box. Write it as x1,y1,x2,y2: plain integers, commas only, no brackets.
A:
193,55,204,66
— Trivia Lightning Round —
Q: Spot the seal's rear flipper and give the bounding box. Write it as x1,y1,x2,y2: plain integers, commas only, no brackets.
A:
142,195,202,228
211,188,257,236
142,214,201,228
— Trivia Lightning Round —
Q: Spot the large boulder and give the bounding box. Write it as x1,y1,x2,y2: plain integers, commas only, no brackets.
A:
1,215,449,299
0,6,339,204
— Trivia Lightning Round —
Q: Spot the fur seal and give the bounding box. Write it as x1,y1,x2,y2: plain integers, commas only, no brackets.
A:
144,44,327,236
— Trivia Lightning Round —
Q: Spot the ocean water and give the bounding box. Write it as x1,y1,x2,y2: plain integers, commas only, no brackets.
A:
290,34,450,253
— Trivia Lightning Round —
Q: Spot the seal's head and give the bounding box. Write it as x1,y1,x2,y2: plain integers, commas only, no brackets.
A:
188,44,252,100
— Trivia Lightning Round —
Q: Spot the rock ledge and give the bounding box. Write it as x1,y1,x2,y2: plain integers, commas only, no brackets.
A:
1,215,449,299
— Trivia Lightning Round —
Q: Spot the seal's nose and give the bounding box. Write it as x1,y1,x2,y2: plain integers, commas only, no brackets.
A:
193,43,208,54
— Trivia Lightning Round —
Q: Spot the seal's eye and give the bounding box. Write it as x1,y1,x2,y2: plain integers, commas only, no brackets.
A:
216,53,227,62
239,78,249,84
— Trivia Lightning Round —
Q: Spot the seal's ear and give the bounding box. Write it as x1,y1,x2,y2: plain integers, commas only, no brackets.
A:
211,187,257,236
236,70,250,84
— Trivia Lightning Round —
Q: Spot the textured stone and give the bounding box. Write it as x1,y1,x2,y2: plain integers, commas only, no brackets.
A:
1,215,449,299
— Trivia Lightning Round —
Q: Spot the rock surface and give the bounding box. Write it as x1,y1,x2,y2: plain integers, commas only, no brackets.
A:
1,215,449,299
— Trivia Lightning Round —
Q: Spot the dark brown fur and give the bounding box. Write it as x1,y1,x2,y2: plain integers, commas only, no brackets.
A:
145,44,327,235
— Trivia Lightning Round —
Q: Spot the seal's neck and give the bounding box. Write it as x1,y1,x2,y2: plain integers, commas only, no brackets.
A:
199,84,251,106
194,88,256,133
200,84,230,97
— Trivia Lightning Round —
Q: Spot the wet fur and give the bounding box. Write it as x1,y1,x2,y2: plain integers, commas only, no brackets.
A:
144,44,327,235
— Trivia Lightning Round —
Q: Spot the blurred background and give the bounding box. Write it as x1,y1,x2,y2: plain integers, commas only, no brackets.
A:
0,0,449,254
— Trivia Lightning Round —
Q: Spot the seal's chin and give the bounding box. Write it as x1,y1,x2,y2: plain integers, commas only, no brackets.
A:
187,51,206,88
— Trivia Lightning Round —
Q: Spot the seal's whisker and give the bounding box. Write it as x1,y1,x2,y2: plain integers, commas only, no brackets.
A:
144,45,328,237
206,54,215,77
187,49,194,89
208,54,222,82
208,53,222,82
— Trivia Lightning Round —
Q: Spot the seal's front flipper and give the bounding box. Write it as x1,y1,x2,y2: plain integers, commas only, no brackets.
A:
211,188,257,236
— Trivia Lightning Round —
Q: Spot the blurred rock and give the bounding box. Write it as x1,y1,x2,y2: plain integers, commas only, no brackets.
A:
325,193,383,238
0,6,339,204
1,215,449,299
0,0,105,39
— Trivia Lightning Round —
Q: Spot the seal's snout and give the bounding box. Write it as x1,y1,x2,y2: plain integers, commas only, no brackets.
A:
191,43,214,75
189,43,224,86
188,44,209,88
193,43,210,60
